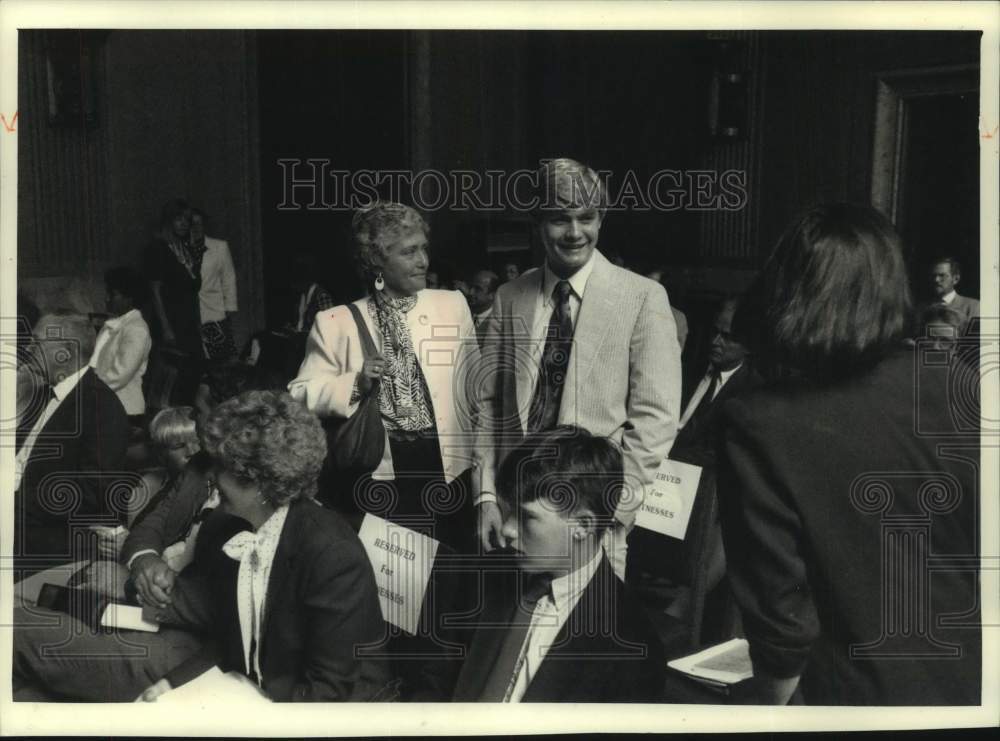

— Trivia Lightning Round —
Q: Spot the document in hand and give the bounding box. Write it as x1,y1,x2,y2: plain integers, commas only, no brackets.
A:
357,514,439,636
635,457,702,540
667,638,754,688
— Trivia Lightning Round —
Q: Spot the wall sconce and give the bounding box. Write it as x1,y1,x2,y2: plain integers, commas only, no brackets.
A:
707,39,748,141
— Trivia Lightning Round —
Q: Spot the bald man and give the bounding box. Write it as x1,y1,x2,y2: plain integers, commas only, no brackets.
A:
14,311,130,578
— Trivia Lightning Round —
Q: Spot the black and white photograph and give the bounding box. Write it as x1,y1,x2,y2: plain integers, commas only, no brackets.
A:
1,1,997,735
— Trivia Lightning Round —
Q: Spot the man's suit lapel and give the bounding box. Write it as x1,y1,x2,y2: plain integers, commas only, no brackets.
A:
560,253,615,425
453,569,518,701
511,271,542,433
20,370,87,463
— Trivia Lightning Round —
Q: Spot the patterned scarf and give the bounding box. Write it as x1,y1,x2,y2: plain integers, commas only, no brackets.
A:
367,293,435,432
167,237,207,281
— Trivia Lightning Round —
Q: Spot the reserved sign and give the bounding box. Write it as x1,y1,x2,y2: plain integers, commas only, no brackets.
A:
635,458,702,540
358,514,439,635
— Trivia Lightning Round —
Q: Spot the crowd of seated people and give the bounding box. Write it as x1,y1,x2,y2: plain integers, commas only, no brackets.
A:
9,157,982,706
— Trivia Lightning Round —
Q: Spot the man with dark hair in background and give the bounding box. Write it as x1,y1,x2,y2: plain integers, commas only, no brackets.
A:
925,257,979,331
466,268,500,346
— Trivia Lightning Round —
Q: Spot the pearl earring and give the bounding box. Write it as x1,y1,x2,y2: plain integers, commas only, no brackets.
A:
374,272,385,291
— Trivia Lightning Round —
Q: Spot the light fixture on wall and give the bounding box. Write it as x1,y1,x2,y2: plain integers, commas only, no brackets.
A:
707,39,748,141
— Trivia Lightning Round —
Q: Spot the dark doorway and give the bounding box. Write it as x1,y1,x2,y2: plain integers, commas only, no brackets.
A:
897,91,980,303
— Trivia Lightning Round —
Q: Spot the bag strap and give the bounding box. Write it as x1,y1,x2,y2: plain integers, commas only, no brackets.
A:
346,302,379,360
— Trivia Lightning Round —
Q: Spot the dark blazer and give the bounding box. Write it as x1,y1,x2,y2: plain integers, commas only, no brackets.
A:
453,556,666,702
121,451,213,564
672,362,762,469
155,500,392,702
717,348,980,705
14,368,130,576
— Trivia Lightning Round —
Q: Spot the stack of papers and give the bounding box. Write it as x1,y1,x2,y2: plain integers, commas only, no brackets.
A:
156,666,271,705
667,638,754,690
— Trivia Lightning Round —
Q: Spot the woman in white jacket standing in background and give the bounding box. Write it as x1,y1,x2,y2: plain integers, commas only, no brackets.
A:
191,207,239,362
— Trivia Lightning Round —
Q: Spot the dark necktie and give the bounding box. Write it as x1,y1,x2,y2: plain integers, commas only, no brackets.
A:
528,280,574,432
477,572,555,702
688,367,723,427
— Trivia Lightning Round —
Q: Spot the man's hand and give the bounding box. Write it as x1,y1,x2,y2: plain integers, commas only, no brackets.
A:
130,553,176,608
135,678,172,702
90,525,128,561
69,560,129,600
476,501,504,552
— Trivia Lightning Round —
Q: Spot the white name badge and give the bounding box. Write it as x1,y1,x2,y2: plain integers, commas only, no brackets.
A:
635,458,702,540
358,514,439,636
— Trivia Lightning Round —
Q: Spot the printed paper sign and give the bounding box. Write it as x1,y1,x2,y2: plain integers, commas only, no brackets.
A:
635,458,702,540
358,514,439,635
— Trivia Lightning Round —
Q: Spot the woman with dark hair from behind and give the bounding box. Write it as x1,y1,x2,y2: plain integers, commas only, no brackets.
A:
719,203,980,705
137,390,389,702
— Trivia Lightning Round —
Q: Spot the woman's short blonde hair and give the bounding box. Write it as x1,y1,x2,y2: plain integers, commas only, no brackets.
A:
352,202,430,284
199,390,326,506
149,406,198,449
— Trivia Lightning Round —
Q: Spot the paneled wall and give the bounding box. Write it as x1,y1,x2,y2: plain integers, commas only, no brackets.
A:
17,30,264,342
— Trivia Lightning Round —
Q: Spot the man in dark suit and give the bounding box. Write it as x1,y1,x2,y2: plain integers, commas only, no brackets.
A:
672,296,761,468
922,257,980,331
627,297,761,645
455,427,665,702
13,311,130,578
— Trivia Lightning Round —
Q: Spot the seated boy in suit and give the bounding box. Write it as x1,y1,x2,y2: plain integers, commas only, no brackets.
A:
454,426,665,702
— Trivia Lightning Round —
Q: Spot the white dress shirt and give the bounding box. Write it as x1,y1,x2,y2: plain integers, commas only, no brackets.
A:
473,257,597,509
473,306,493,328
678,362,744,430
90,308,152,415
199,237,239,324
222,505,290,686
506,548,604,703
940,290,957,305
14,366,89,492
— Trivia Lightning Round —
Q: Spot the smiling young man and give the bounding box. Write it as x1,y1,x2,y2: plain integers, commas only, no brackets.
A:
454,426,665,702
473,158,681,578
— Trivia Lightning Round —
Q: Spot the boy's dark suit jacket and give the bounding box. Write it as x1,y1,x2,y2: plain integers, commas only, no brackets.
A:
153,500,393,702
453,556,666,702
14,368,130,576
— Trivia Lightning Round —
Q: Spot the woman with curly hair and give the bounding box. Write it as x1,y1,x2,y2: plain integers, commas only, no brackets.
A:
138,390,390,702
289,202,481,553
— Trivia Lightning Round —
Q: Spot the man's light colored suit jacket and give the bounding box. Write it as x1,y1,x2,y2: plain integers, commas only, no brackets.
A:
474,250,681,524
